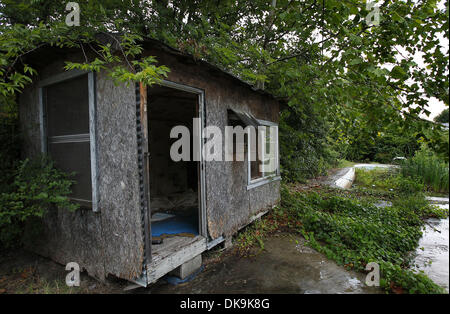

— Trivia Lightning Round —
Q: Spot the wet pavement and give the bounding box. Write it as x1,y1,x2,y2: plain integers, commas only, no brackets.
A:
353,164,398,170
149,233,381,294
413,200,449,292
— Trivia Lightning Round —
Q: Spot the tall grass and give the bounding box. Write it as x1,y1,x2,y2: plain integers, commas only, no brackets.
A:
401,146,449,194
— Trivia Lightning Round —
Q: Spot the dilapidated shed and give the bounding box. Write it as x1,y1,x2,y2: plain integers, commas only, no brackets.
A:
19,38,281,286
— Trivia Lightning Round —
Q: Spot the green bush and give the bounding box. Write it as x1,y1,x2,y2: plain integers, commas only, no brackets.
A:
392,195,448,219
342,126,420,163
0,107,20,193
434,108,449,124
355,168,424,195
280,106,338,183
401,145,449,193
379,262,446,294
387,175,424,194
0,157,79,249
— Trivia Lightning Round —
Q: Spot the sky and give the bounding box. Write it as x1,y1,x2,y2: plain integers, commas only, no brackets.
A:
415,0,448,121
421,92,447,122
313,0,448,121
395,29,448,121
416,30,448,121
374,0,448,121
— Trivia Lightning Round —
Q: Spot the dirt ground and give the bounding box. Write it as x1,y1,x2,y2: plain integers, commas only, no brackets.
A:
0,242,235,294
0,241,241,294
0,232,381,294
0,248,126,294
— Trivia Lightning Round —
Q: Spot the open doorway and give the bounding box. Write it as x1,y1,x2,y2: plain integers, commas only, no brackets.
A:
147,83,202,253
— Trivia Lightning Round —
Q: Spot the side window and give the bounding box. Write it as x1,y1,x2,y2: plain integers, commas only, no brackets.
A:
250,130,262,180
227,109,280,186
227,110,249,162
42,73,96,209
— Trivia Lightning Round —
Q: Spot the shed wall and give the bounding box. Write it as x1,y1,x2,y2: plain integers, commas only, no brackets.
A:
19,56,145,281
144,48,281,239
18,44,281,282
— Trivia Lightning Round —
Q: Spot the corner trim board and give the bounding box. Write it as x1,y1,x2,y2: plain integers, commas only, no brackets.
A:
88,72,99,212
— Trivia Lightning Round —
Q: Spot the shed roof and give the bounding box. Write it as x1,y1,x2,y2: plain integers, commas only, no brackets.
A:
141,37,280,101
20,34,282,102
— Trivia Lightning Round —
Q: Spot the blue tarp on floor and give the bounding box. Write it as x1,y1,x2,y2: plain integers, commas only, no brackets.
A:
151,213,198,238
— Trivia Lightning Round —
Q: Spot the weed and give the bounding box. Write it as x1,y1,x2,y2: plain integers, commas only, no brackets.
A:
280,185,447,294
401,145,449,193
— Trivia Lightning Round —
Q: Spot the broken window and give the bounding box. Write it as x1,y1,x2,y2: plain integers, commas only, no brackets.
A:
43,74,94,207
250,123,279,181
227,109,279,184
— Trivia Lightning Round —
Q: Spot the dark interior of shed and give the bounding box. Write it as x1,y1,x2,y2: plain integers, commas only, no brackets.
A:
147,85,199,245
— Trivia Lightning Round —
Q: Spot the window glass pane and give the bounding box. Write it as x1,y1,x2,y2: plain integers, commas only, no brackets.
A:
250,128,263,180
250,124,278,181
44,74,93,207
45,75,89,136
263,126,277,177
48,141,92,202
251,160,262,179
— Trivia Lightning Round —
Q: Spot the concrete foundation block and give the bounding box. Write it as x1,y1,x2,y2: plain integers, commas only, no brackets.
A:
170,254,202,280
224,237,233,249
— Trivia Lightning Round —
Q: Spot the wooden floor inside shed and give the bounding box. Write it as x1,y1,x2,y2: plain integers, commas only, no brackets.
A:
146,235,206,284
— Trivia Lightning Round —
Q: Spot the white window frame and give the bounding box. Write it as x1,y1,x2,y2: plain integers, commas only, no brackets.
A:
38,69,99,212
247,119,281,190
